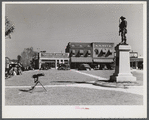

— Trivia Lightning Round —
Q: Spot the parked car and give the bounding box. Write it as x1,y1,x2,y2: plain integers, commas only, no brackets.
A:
40,63,51,70
58,63,70,70
78,64,91,70
5,63,23,79
90,64,100,70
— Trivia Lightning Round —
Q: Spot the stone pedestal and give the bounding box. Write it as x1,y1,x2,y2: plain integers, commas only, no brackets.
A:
110,44,136,82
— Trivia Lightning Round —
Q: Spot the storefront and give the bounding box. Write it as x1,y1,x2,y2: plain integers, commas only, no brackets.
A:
130,57,143,69
65,42,115,69
65,42,92,69
92,42,114,69
129,52,143,69
39,52,69,69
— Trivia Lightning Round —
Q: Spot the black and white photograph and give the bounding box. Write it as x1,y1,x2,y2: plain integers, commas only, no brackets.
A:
2,1,147,118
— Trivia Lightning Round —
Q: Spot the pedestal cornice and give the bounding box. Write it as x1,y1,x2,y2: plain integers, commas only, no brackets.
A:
115,44,131,51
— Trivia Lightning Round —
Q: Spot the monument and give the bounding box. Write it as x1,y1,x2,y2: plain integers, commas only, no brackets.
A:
110,16,136,82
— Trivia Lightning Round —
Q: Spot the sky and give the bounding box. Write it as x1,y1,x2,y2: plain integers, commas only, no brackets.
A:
4,2,145,59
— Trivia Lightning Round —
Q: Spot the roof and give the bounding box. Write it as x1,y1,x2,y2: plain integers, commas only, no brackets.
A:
68,42,92,48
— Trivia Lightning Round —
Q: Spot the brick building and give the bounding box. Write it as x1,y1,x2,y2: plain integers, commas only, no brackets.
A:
65,42,92,68
65,42,115,69
92,42,114,69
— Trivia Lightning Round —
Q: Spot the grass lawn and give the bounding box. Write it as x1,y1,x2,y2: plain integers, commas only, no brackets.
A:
5,87,143,105
5,69,144,105
83,70,143,86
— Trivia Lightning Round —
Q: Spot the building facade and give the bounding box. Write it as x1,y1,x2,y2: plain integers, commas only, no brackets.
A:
37,43,142,70
39,52,69,69
65,42,115,69
130,52,143,69
65,42,92,68
92,42,114,69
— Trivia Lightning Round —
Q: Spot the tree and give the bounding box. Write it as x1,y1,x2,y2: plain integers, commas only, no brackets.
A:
20,47,36,68
5,16,15,39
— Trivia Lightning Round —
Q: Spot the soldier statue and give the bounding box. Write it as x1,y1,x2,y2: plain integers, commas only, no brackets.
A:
119,16,127,45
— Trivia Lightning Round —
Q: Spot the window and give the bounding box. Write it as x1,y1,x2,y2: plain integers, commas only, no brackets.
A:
79,50,84,57
87,50,91,56
71,50,75,57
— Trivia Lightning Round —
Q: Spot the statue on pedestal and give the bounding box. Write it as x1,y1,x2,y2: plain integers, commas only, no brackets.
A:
119,16,127,45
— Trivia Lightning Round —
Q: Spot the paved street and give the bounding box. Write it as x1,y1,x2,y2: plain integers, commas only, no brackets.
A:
5,69,143,105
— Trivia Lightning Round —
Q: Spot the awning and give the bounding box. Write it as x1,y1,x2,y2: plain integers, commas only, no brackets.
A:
93,59,113,63
41,60,55,63
106,49,112,55
130,58,143,62
71,57,92,63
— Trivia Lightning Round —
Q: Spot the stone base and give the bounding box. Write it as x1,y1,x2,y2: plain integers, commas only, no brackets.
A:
110,73,136,82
